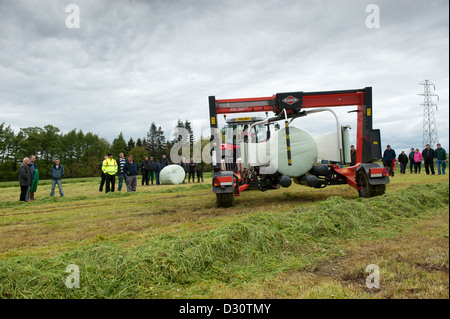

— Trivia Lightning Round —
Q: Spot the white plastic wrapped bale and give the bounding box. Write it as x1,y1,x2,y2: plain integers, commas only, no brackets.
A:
159,164,186,185
269,126,318,177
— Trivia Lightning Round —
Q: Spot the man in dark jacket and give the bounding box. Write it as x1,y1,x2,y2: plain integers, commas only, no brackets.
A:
18,157,32,202
161,154,170,169
99,155,107,192
383,145,396,177
140,157,151,186
123,155,140,192
398,151,408,175
50,159,65,197
408,148,415,174
188,158,196,183
422,144,435,175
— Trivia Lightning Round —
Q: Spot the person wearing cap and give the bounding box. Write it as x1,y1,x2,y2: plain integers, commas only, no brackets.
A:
102,153,118,193
435,143,447,175
382,145,396,177
422,144,435,175
123,155,139,192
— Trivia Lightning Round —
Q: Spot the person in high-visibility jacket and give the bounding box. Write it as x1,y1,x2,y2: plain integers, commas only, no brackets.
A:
102,153,118,193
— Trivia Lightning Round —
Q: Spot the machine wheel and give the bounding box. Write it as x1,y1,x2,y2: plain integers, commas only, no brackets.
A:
358,170,386,198
216,192,235,208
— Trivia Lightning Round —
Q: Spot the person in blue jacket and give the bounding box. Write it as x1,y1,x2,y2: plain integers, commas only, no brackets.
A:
382,145,396,177
154,159,162,185
50,159,65,197
123,155,140,192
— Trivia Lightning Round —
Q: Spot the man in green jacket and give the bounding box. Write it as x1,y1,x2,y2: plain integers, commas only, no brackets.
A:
435,143,447,175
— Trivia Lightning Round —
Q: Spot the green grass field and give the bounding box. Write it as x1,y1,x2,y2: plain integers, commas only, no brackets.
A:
0,168,448,299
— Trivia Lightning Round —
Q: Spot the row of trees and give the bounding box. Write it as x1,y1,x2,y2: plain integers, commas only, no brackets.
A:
0,120,208,182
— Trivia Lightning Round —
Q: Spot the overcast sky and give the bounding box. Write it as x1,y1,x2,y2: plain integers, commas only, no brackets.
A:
0,0,448,153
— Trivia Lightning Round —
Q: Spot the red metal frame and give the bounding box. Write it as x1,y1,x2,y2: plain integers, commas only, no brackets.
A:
210,88,383,194
216,91,367,170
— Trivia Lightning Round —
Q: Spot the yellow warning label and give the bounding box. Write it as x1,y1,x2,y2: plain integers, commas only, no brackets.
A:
373,141,378,144
367,108,372,116
286,135,290,139
211,117,216,125
288,159,292,164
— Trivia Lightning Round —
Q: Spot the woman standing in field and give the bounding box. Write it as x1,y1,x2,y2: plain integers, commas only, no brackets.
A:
414,148,423,174
28,155,39,200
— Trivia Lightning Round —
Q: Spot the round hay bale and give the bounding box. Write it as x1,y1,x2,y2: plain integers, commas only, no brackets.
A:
159,164,186,185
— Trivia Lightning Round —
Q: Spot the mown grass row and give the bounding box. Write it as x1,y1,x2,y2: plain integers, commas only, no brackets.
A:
0,182,448,298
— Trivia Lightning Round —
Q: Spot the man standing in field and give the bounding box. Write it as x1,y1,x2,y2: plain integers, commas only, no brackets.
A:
398,151,408,175
383,145,396,177
422,144,435,175
188,158,196,183
161,154,169,169
123,155,139,192
140,156,151,186
408,148,415,174
102,153,118,193
435,143,447,175
18,157,32,202
50,159,65,197
117,152,127,191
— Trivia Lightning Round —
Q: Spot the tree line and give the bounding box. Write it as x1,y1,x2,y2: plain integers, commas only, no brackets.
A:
0,120,209,182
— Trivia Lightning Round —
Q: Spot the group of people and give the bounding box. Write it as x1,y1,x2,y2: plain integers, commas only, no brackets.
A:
99,153,172,193
179,157,204,183
384,143,447,176
99,153,204,194
18,155,64,201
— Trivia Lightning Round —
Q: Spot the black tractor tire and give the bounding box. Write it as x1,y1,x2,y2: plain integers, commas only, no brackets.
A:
358,170,386,198
216,192,235,208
